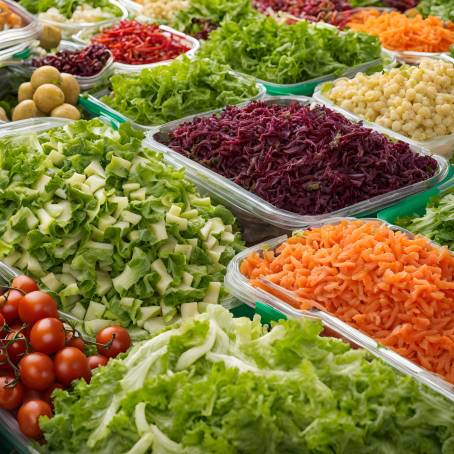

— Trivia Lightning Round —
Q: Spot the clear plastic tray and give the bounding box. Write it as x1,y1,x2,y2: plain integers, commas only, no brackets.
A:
224,217,454,402
255,50,395,96
36,0,128,38
0,0,39,50
79,76,266,131
313,78,454,159
144,96,449,243
73,24,199,73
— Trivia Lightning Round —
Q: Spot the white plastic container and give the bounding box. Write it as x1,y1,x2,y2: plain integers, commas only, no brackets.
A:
313,76,454,159
73,23,199,73
224,217,454,402
144,96,449,243
0,0,39,50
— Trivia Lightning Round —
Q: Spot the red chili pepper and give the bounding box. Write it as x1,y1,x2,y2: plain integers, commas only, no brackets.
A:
91,20,190,65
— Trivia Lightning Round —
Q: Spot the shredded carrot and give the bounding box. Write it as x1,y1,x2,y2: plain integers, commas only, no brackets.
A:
240,220,454,384
347,11,454,52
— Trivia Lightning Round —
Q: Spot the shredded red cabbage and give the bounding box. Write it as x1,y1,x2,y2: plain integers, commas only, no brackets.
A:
164,102,437,216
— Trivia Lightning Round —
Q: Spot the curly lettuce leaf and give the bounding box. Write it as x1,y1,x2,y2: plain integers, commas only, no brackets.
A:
19,0,121,18
40,306,454,453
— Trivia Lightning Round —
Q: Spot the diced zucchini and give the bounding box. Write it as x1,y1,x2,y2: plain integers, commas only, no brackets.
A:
84,301,106,321
181,303,198,320
85,319,111,336
203,282,221,304
151,220,168,241
41,273,61,292
70,302,86,320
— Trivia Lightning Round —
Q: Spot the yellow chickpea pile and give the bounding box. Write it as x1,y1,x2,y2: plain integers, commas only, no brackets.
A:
325,58,454,142
136,0,189,22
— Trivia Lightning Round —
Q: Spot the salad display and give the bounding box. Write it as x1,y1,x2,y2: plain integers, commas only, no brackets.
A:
0,119,244,332
40,305,454,453
100,57,260,126
199,14,381,84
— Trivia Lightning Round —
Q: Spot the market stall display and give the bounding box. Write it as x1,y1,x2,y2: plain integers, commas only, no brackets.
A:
316,58,454,156
417,0,454,22
40,305,454,453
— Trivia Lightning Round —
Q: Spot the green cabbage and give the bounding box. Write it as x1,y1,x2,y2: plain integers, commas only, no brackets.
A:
0,119,243,332
40,306,454,453
101,57,260,126
199,15,382,84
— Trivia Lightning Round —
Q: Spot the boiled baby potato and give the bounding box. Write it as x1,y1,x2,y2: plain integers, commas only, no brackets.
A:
18,82,34,102
33,84,65,114
0,106,8,122
31,66,61,90
60,74,80,106
12,100,39,121
40,25,62,51
51,103,81,120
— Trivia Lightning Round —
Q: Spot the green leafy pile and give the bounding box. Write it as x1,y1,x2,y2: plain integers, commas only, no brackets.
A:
40,305,454,453
171,0,256,39
396,189,454,249
0,120,243,332
19,0,121,18
101,57,260,126
199,15,382,84
418,0,454,22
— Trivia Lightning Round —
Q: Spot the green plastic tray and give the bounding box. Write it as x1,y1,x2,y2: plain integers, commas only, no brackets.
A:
377,166,454,224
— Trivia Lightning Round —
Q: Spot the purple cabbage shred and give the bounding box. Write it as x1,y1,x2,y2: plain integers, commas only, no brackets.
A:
164,102,438,216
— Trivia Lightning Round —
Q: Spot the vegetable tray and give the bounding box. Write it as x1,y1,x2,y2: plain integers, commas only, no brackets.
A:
224,218,454,403
145,96,449,244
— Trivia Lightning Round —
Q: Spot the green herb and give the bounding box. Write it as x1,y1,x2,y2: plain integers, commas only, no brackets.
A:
396,189,454,250
40,306,454,453
0,120,243,332
199,15,382,84
19,0,121,19
101,57,260,126
418,0,454,22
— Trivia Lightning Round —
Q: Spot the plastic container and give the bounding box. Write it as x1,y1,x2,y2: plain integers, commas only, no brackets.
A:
73,24,199,73
36,0,128,38
144,96,449,243
313,80,454,159
377,166,454,224
0,0,39,50
255,49,394,96
78,76,266,131
224,217,454,402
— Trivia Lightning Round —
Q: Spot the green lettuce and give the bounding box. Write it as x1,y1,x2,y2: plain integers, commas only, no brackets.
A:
0,119,243,332
199,15,382,84
101,57,260,126
19,0,121,18
418,0,454,22
40,306,454,453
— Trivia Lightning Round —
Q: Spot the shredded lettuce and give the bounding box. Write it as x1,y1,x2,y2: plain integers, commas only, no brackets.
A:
19,0,121,18
199,15,382,84
40,306,454,453
101,57,260,126
0,119,243,330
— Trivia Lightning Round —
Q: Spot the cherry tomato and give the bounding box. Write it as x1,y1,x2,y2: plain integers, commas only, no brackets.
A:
18,291,58,325
0,313,5,332
5,331,27,364
30,318,66,355
87,355,108,370
19,353,55,391
0,376,24,410
23,388,43,403
41,383,64,406
0,349,12,372
65,333,85,352
11,275,39,294
17,399,52,439
0,290,23,325
54,347,91,387
96,326,131,358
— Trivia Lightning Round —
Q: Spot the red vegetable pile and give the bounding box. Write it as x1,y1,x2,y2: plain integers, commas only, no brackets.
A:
32,45,111,77
91,20,191,65
0,274,131,440
254,0,355,27
164,102,437,216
